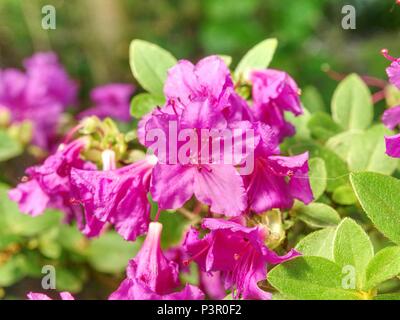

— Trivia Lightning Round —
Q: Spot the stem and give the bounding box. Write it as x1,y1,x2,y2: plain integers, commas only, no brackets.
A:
154,208,162,222
177,207,197,221
372,90,386,104
323,65,387,89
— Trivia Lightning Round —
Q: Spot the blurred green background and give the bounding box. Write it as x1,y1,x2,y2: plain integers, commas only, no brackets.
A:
1,0,400,105
1,0,400,300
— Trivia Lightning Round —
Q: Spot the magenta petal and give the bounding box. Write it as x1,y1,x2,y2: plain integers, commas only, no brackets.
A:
245,159,293,213
386,133,400,158
181,98,227,130
195,56,232,102
27,291,75,300
8,180,50,216
70,160,153,241
382,106,400,130
163,284,205,300
193,164,247,216
164,60,197,105
200,271,226,300
79,83,134,122
27,292,52,300
267,152,313,205
129,222,180,295
387,61,400,90
59,292,75,300
150,163,196,210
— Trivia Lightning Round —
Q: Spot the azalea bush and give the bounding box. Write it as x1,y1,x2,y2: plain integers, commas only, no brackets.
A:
1,35,400,300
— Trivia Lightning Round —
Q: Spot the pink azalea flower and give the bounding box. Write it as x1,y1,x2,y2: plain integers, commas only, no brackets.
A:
142,56,252,216
381,50,400,158
109,222,204,300
183,218,300,300
385,133,400,158
200,271,226,300
78,84,135,122
8,138,103,236
27,291,75,300
250,69,303,141
382,106,400,130
243,123,313,213
382,49,400,89
70,155,157,241
23,52,78,108
0,52,77,149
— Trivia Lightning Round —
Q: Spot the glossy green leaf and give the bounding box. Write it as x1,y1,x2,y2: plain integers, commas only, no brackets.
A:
235,38,277,78
308,157,327,200
129,39,177,95
295,202,340,229
350,172,400,245
331,74,373,130
332,185,357,205
347,125,398,175
365,246,400,290
295,227,336,260
130,93,165,119
268,256,361,300
333,218,374,290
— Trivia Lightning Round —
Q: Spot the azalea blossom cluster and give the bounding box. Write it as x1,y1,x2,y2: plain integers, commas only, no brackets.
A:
0,52,134,151
382,49,400,158
11,55,314,300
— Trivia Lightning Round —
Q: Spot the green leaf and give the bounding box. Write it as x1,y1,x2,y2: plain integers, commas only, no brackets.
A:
217,55,232,67
308,112,342,142
88,231,142,274
290,142,348,192
332,185,357,205
38,227,62,259
0,183,62,236
158,211,191,248
295,202,340,229
331,74,373,130
302,86,326,113
0,130,22,162
365,246,400,290
374,293,400,300
333,218,374,290
285,109,311,140
268,256,361,300
308,157,327,200
0,255,28,286
350,172,400,245
385,85,400,108
58,224,88,255
129,39,177,95
56,267,86,293
130,93,165,119
326,131,362,161
347,125,398,175
295,227,336,260
235,38,277,78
